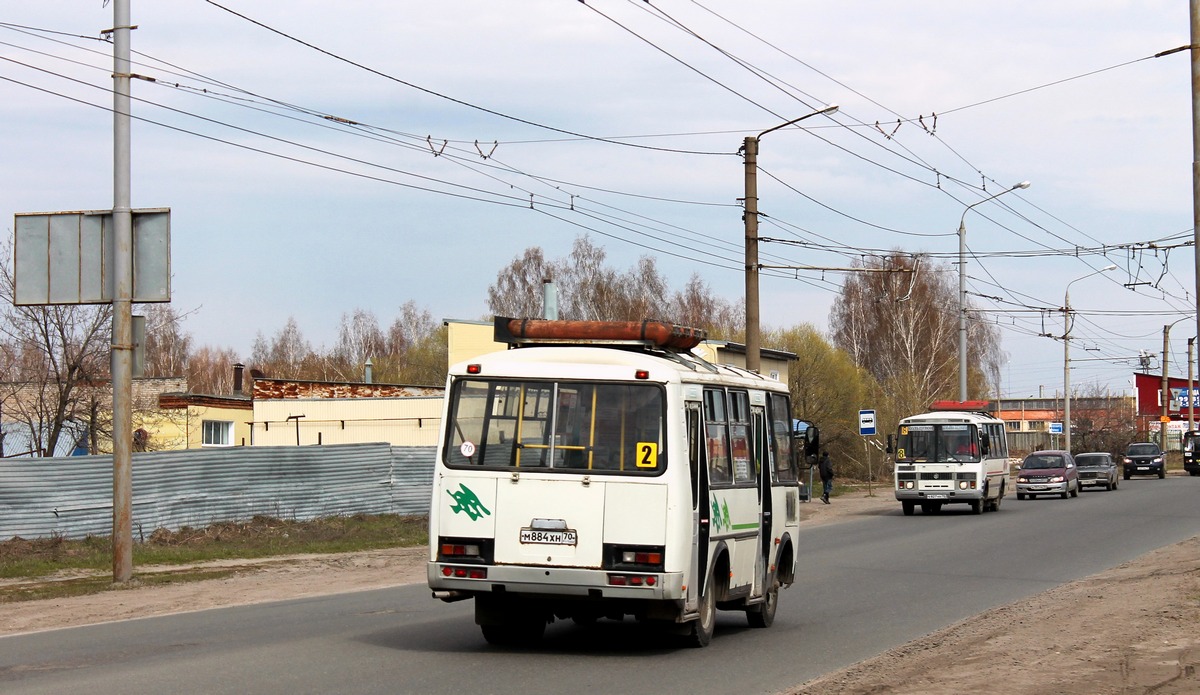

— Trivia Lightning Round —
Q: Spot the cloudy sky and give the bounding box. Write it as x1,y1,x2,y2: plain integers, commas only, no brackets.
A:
1,1,1195,401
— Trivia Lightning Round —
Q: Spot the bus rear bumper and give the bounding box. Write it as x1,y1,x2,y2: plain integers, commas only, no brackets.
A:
428,562,686,601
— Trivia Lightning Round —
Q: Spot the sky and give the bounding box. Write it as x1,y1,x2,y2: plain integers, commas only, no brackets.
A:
1,1,1196,402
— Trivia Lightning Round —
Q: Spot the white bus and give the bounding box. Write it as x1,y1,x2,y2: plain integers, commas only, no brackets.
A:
887,401,1009,516
427,317,818,647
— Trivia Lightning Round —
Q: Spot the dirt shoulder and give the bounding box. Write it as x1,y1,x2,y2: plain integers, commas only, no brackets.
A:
3,490,1198,695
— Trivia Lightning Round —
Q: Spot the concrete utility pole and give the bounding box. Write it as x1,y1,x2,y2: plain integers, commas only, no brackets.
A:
1162,325,1172,452
111,0,134,583
743,104,838,374
1189,337,1195,432
1191,0,1200,443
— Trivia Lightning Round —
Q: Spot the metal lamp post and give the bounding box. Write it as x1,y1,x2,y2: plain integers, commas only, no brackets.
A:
1063,264,1118,454
957,181,1030,401
743,103,839,373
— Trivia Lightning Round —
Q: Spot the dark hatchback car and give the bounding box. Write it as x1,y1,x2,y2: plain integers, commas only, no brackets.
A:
1074,452,1119,491
1016,450,1080,500
1123,442,1165,480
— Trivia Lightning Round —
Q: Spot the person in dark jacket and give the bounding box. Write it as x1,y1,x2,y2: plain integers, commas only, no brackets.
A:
818,451,834,504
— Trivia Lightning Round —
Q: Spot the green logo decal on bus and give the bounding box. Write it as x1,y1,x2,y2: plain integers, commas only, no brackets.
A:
447,483,491,521
711,497,731,532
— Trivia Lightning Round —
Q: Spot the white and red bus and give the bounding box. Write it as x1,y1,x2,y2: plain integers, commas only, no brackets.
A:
428,317,818,647
888,400,1009,516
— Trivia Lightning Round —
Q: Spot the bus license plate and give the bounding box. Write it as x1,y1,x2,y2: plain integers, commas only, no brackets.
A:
520,528,578,545
925,494,948,500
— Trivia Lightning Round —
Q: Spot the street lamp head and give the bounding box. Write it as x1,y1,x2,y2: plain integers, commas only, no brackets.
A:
817,103,840,116
1013,181,1031,190
1101,263,1118,271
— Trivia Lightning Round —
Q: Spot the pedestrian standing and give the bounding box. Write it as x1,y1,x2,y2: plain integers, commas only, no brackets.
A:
819,451,834,504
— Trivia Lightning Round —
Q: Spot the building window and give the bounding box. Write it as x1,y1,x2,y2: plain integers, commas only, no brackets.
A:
202,420,233,446
1028,421,1046,431
1005,420,1021,432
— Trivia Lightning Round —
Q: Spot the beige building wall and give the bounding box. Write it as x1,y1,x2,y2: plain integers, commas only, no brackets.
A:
150,400,254,450
446,319,505,368
692,343,791,386
252,396,443,447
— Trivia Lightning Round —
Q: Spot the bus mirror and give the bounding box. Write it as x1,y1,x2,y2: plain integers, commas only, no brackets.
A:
804,425,820,466
886,434,894,455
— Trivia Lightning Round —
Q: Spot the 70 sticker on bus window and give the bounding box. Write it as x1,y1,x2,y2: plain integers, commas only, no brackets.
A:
636,442,658,468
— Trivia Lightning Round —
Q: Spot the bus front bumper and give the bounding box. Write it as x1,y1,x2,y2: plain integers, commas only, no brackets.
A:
894,488,984,503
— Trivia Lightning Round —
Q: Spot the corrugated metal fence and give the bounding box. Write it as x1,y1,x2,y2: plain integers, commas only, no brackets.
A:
0,443,435,540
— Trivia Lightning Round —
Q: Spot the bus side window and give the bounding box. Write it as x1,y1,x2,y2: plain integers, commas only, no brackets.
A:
728,390,754,485
704,388,732,485
767,393,796,482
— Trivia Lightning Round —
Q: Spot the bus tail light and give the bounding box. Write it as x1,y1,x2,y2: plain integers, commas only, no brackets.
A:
608,574,657,587
621,550,663,565
605,544,665,571
441,543,481,558
437,537,493,563
442,565,488,580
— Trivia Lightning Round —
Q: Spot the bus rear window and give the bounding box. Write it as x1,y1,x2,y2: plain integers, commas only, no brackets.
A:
444,379,665,474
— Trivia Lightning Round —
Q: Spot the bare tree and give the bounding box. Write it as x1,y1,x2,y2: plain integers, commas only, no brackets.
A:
327,308,386,382
0,243,112,456
384,301,446,385
187,345,242,394
249,317,317,378
141,304,191,377
1069,383,1136,456
829,253,1001,415
487,234,740,335
487,247,558,319
670,273,744,340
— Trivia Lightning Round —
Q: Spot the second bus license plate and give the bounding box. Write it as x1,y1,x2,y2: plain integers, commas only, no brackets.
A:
520,528,578,545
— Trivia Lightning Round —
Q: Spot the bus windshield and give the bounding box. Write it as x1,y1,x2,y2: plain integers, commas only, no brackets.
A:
895,423,980,463
443,378,665,474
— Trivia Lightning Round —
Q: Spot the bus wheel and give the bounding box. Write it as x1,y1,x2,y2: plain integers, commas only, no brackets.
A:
747,578,778,629
970,499,983,514
686,575,717,647
902,501,915,516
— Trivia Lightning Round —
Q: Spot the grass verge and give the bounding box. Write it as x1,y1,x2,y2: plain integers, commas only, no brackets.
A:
0,513,427,603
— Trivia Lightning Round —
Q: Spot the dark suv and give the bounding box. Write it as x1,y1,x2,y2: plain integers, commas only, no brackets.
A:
1123,442,1165,479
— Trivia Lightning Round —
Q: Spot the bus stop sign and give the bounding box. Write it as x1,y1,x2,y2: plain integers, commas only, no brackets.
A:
859,409,876,436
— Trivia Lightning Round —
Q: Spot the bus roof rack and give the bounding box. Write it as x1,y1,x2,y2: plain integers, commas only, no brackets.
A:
929,400,992,413
494,316,707,351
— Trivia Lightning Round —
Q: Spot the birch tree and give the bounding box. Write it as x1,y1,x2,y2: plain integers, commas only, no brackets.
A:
829,253,1000,415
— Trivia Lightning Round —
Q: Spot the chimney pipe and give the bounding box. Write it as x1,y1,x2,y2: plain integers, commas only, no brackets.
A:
365,358,373,384
542,278,558,320
233,362,245,395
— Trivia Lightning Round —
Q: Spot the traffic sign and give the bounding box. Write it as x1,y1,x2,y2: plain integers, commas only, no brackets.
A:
859,409,876,436
1049,422,1063,434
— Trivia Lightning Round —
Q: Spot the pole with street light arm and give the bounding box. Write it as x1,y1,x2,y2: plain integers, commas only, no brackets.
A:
1161,317,1191,452
743,103,838,373
1063,264,1118,454
957,181,1030,401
